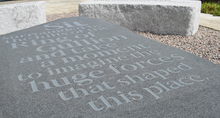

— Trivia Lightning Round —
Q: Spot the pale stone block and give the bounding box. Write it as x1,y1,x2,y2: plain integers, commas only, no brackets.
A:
79,0,201,36
0,1,46,34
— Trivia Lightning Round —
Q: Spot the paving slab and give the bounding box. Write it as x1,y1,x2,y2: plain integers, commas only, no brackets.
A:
199,13,220,31
46,0,86,14
0,17,220,118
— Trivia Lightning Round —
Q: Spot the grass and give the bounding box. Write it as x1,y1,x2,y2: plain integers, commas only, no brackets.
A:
201,2,220,16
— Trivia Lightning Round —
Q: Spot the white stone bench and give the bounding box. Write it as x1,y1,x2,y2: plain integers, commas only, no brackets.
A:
79,0,201,36
0,1,46,34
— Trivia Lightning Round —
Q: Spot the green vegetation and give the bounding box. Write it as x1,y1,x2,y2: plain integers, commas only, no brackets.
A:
201,2,220,16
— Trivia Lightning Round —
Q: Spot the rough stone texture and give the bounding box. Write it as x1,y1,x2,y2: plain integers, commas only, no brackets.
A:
79,0,201,36
0,1,46,34
0,17,220,118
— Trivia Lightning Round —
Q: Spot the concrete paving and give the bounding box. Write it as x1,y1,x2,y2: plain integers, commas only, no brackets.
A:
0,0,219,31
200,13,220,31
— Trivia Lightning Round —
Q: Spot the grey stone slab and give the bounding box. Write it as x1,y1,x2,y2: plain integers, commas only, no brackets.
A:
0,17,220,118
79,0,201,36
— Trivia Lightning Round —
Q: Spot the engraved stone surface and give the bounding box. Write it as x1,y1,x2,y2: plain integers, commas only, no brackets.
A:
0,1,46,35
79,0,201,36
0,17,220,118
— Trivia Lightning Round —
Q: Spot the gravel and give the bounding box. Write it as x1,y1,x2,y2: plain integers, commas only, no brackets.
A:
47,12,220,65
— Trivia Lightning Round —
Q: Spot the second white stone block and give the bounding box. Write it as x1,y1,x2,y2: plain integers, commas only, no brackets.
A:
79,0,201,36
